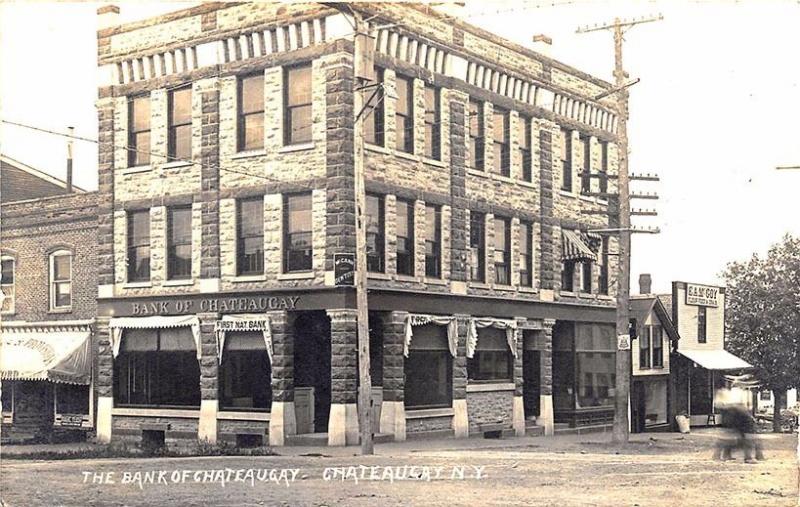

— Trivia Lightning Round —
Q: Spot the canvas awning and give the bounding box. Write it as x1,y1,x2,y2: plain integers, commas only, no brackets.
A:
1,326,92,385
562,230,597,262
109,315,201,360
678,349,752,370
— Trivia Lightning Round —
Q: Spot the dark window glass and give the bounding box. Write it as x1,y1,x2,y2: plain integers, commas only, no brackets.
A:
366,194,385,273
424,204,441,278
652,325,663,367
404,325,452,409
128,95,151,167
519,221,533,287
127,210,150,282
494,217,510,284
396,199,414,276
469,212,485,282
237,198,264,276
1,258,15,314
238,74,264,151
492,108,510,176
640,325,651,368
284,193,312,272
56,384,89,415
219,332,271,411
365,67,385,146
562,260,575,292
575,323,615,409
600,141,609,195
284,65,312,145
697,307,707,343
519,116,532,182
51,253,72,309
469,99,484,170
581,261,592,293
560,128,572,191
113,328,201,407
395,75,414,153
167,207,192,280
424,85,440,160
580,135,591,194
599,237,609,295
168,87,192,160
467,328,513,382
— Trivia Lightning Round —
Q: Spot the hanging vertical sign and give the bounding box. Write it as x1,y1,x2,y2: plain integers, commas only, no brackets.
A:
334,253,355,286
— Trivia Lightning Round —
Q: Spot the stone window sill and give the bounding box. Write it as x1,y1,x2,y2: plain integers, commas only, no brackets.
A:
597,294,613,300
230,149,266,160
367,272,392,281
365,143,390,155
123,281,152,289
467,168,489,179
111,407,200,418
278,142,315,154
395,274,419,283
163,279,194,287
217,411,271,422
469,281,490,289
48,307,72,314
231,274,267,283
422,157,446,168
466,382,515,393
517,286,537,294
560,290,577,297
405,407,455,419
277,272,314,281
120,165,152,175
162,160,193,170
394,150,420,162
424,277,447,286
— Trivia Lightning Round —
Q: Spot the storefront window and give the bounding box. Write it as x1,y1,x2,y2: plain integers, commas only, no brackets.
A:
114,327,200,407
552,322,575,411
575,323,615,409
55,384,89,415
468,327,513,382
644,379,667,426
219,332,271,411
404,324,452,409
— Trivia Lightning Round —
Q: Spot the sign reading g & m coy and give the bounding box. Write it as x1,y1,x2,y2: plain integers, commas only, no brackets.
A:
685,284,719,307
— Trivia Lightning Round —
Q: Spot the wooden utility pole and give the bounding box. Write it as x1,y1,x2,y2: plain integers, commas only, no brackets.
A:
577,14,662,444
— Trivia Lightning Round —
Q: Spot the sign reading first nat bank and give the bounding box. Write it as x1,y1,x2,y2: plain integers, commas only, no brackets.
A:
685,283,720,308
125,295,301,316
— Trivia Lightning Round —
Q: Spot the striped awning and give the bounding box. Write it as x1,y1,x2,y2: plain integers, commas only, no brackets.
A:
1,326,92,384
562,230,597,262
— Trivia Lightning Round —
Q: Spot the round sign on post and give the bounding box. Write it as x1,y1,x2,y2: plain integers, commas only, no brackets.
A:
617,334,631,350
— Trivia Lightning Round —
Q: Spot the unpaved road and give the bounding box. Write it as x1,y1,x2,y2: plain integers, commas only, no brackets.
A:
1,432,797,506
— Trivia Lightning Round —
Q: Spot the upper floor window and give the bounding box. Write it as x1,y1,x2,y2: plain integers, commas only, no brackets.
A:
395,75,414,154
127,210,151,282
580,135,591,195
581,261,592,293
492,108,510,177
238,74,264,152
1,256,15,314
561,260,575,292
364,67,385,147
49,250,72,311
640,325,664,368
284,64,312,145
424,85,441,160
424,204,441,278
494,217,510,285
468,99,484,170
128,95,150,167
652,325,663,367
168,86,192,160
469,211,485,282
396,199,414,276
167,207,192,280
237,198,264,276
366,194,385,273
519,116,532,182
697,307,707,343
284,193,312,272
639,325,651,368
519,221,533,287
598,237,609,295
560,128,572,192
600,141,609,195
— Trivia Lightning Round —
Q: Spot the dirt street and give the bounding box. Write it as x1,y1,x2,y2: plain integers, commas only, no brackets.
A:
1,432,798,507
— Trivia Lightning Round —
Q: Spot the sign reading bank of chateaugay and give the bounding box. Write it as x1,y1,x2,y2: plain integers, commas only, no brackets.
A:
129,295,301,316
685,283,720,307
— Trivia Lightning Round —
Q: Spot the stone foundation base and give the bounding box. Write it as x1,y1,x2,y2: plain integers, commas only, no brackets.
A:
452,399,468,438
538,395,554,436
512,396,525,436
198,399,218,444
268,401,296,446
96,396,113,443
379,400,406,441
328,403,359,446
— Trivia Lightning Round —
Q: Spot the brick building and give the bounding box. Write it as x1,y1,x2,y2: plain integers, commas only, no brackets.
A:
1,164,97,442
94,3,622,448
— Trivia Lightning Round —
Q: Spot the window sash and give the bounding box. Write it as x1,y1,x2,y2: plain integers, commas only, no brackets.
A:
519,222,533,287
50,253,72,309
424,205,441,278
697,307,707,343
640,327,651,368
519,117,532,182
284,65,312,145
404,350,452,410
128,96,151,167
237,198,264,276
561,129,572,191
600,141,609,194
114,348,201,408
396,200,414,276
167,208,192,280
581,261,592,293
562,261,575,292
469,213,485,282
219,349,272,411
366,195,385,273
283,194,313,272
395,76,414,153
469,100,485,170
652,326,664,367
468,350,513,382
365,67,385,146
492,109,509,176
424,86,440,160
127,211,151,282
238,75,265,151
494,218,510,284
580,136,591,194
1,258,14,313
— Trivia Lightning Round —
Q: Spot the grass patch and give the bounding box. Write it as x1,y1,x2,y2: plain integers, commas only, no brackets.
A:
2,440,279,461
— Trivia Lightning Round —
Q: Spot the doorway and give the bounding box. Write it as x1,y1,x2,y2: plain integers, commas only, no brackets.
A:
631,380,646,433
523,350,541,419
293,311,331,434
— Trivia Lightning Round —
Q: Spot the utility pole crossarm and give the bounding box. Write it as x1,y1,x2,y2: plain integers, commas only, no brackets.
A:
576,14,663,34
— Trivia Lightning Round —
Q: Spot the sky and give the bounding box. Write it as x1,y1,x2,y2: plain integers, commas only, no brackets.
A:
1,0,799,295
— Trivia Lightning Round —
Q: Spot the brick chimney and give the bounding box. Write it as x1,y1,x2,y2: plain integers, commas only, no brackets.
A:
97,5,120,30
639,273,652,295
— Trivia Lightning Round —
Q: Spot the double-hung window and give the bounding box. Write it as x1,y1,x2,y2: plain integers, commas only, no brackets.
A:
468,99,484,170
600,141,609,195
697,307,707,343
424,204,441,278
519,116,532,182
49,250,72,311
560,128,572,192
581,261,592,293
598,237,609,295
283,193,312,272
238,74,264,152
284,64,312,145
494,217,511,285
395,75,414,153
396,199,414,276
366,194,385,273
492,108,510,177
580,135,591,195
469,211,485,282
364,67,385,147
128,95,150,167
519,221,533,287
237,198,264,276
1,256,15,314
167,207,192,280
127,210,151,282
652,325,663,367
424,85,440,160
639,325,651,368
561,260,575,292
168,86,191,160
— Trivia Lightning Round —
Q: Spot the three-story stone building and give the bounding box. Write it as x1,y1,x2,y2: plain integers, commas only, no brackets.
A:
94,2,621,448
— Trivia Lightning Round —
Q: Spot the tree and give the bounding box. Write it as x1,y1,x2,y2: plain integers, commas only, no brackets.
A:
721,234,800,432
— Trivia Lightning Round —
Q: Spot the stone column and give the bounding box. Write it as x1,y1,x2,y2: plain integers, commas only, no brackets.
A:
198,312,219,444
538,125,556,295
449,94,469,291
452,315,469,438
95,316,113,443
539,318,555,435
199,84,221,293
268,311,296,446
513,318,526,437
380,311,407,441
327,309,358,446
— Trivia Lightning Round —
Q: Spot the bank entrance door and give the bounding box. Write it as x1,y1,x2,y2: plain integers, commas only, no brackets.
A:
522,330,541,420
293,311,331,434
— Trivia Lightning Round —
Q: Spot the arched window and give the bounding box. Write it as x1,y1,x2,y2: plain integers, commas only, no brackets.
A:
49,250,72,311
1,255,15,314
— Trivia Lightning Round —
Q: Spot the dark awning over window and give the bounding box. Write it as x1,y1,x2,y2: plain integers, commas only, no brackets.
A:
1,326,92,385
562,230,597,262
